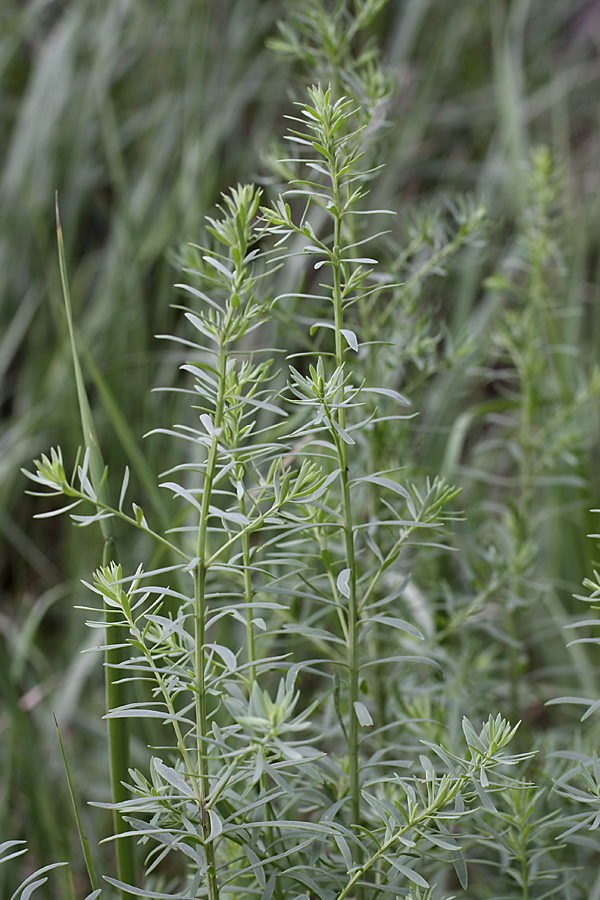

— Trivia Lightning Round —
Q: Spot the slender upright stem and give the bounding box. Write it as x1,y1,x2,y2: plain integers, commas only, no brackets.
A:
103,541,136,900
193,339,227,900
340,458,360,827
56,200,135,899
330,193,361,828
240,494,257,684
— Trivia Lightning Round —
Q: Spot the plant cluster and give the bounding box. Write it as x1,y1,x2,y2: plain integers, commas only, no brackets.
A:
19,83,491,900
4,1,600,899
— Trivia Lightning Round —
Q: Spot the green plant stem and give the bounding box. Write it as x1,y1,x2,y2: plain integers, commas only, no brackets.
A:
331,202,361,830
340,453,360,827
193,338,228,900
521,854,530,900
54,715,99,894
56,200,135,900
317,534,350,643
259,771,285,900
103,541,137,900
194,563,219,900
240,494,257,684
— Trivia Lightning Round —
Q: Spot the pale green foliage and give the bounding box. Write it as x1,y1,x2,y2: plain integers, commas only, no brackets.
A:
20,83,539,900
10,2,600,899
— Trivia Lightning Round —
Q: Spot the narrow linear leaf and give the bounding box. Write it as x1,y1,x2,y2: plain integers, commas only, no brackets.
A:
118,467,130,513
205,642,238,671
208,809,223,842
153,761,195,799
363,386,410,406
353,474,409,499
334,834,354,872
384,857,428,888
34,501,82,519
203,255,233,281
332,418,354,444
103,876,204,899
337,568,351,598
342,256,377,264
366,615,423,640
340,329,358,352
354,701,373,727
0,842,27,864
20,878,49,900
260,874,277,900
245,847,266,889
425,832,460,852
200,413,215,435
546,696,593,707
159,482,203,512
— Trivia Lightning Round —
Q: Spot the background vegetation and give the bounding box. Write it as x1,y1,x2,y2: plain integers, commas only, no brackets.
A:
3,0,600,897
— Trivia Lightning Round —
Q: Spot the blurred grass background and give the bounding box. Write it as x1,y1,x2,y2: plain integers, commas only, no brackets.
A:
2,0,600,894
